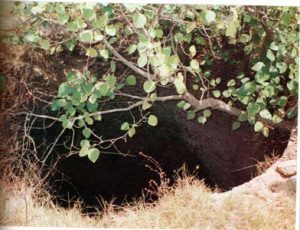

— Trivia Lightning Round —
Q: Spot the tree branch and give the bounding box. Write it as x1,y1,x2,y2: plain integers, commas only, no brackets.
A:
89,40,294,131
183,91,295,131
86,95,183,118
103,39,153,79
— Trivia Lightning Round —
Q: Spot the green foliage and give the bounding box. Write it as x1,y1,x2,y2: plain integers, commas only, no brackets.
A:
7,3,298,162
148,115,158,126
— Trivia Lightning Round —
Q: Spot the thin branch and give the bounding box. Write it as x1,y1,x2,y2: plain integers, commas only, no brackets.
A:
85,95,183,118
14,112,60,121
103,38,153,79
151,4,164,29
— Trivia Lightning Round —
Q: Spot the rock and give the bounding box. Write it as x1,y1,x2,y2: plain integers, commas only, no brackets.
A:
276,160,297,178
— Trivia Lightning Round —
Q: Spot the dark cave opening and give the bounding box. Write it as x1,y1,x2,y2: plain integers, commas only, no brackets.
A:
30,102,290,212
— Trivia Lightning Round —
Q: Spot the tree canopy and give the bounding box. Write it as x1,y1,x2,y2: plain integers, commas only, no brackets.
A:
2,3,299,162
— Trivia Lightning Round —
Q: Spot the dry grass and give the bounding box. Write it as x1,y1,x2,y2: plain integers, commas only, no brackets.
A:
255,153,281,176
0,173,296,229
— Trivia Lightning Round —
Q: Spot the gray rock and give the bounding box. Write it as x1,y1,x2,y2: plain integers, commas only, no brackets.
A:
276,160,297,178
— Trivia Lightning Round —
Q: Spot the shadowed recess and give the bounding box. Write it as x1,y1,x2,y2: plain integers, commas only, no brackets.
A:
30,101,290,212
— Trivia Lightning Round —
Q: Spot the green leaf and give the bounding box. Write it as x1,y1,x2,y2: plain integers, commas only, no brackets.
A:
212,90,221,98
100,49,109,59
203,109,212,118
155,29,163,38
251,62,265,72
67,19,86,32
98,82,110,96
198,116,207,124
58,83,72,97
31,5,45,14
106,75,117,88
105,25,116,36
57,99,68,107
190,60,200,71
193,84,199,90
82,127,92,138
79,30,93,43
87,101,98,113
276,62,287,74
227,79,236,87
259,109,272,120
255,72,270,84
83,8,96,21
124,3,140,12
138,55,148,67
88,148,100,163
65,39,77,51
247,102,260,117
287,80,298,93
132,12,147,28
232,121,241,130
86,47,98,57
143,80,156,93
186,22,196,33
59,115,73,129
92,15,108,29
148,115,158,126
174,75,186,94
66,106,76,116
111,60,116,72
77,119,85,128
222,90,231,98
177,100,186,108
237,82,256,96
287,106,297,119
79,140,90,157
272,114,283,124
254,121,263,132
238,112,248,122
199,10,216,25
128,127,136,137
226,20,239,38
55,4,65,14
142,101,151,110
94,114,102,121
39,39,50,50
24,33,40,43
80,139,90,148
128,44,137,54
187,111,195,120
85,116,94,125
94,32,104,42
270,42,279,51
239,34,250,43
183,103,191,111
262,127,269,137
266,49,275,62
126,75,137,86
189,45,196,57
277,96,287,107
121,122,130,131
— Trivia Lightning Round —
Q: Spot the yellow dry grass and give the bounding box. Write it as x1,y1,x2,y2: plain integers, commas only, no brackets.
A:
0,174,296,229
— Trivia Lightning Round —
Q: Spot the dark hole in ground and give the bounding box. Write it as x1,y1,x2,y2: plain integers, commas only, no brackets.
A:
30,101,290,213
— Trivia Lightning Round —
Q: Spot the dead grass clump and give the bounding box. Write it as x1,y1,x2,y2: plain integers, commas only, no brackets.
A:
256,152,280,176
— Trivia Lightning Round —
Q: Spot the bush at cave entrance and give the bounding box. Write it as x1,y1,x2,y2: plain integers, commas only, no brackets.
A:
3,3,298,163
